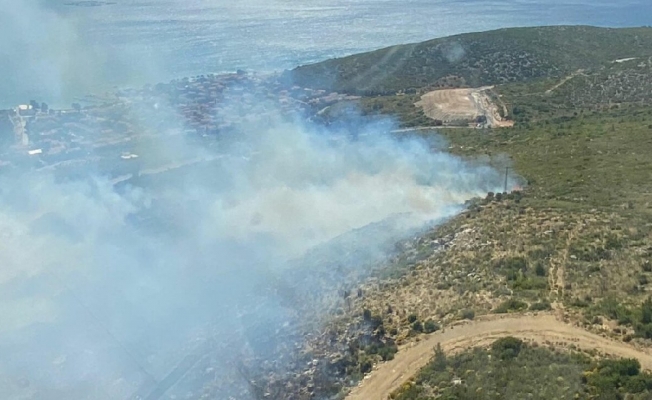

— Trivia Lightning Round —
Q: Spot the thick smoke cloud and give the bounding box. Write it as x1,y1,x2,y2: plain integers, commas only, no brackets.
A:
0,2,504,398
0,101,503,399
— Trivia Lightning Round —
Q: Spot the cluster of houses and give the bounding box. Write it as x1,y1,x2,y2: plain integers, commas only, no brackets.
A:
0,71,362,174
119,72,360,135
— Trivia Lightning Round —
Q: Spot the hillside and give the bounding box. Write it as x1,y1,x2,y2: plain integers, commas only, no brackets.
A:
254,101,652,399
288,26,652,95
171,24,652,400
498,56,652,123
335,102,652,342
260,28,652,398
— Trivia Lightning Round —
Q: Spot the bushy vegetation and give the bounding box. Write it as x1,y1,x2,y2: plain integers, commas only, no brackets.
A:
499,58,652,125
391,338,652,400
424,319,441,334
494,256,548,292
493,298,528,314
529,300,553,311
357,101,652,336
442,105,652,307
291,31,652,399
289,26,652,95
460,309,475,320
588,297,652,339
358,95,437,127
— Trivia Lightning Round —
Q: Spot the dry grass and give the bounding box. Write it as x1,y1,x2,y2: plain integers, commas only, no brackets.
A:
340,197,652,343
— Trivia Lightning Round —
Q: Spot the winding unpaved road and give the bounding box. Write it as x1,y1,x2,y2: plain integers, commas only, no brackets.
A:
545,69,585,94
346,313,652,400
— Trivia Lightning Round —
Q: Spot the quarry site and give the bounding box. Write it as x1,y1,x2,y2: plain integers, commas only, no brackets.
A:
415,87,514,128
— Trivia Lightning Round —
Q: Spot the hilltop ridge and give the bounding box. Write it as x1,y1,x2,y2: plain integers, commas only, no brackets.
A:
288,26,652,95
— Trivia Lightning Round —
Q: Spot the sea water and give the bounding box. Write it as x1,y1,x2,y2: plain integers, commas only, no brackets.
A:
1,0,651,107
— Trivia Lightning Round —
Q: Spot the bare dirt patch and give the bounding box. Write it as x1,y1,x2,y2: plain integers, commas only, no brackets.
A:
416,88,483,122
415,87,513,127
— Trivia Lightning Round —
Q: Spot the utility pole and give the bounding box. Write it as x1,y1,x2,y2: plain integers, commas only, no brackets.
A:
504,166,509,193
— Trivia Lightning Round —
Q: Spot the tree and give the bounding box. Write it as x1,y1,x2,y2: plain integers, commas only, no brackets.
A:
424,320,440,333
72,103,82,112
432,343,447,371
641,297,652,324
491,337,523,360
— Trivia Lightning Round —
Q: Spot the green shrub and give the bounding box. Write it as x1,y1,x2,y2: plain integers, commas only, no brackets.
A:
496,256,528,276
643,261,652,272
511,276,548,290
624,374,651,393
491,337,524,360
359,358,373,374
494,299,528,313
605,233,623,250
530,301,552,311
570,297,590,308
583,358,652,395
424,320,440,333
377,343,398,361
460,309,475,320
365,341,398,361
593,297,633,325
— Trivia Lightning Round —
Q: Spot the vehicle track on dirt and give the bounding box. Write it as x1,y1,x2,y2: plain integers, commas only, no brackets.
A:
549,224,580,314
345,313,652,400
545,69,585,94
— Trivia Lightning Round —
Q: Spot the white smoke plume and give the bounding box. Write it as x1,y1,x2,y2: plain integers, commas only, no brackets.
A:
441,40,467,63
0,101,503,399
0,2,504,399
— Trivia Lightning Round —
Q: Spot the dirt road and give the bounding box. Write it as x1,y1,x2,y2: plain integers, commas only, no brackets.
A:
545,69,584,94
345,313,652,400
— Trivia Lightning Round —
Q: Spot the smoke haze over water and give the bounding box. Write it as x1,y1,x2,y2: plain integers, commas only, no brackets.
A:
1,0,650,107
